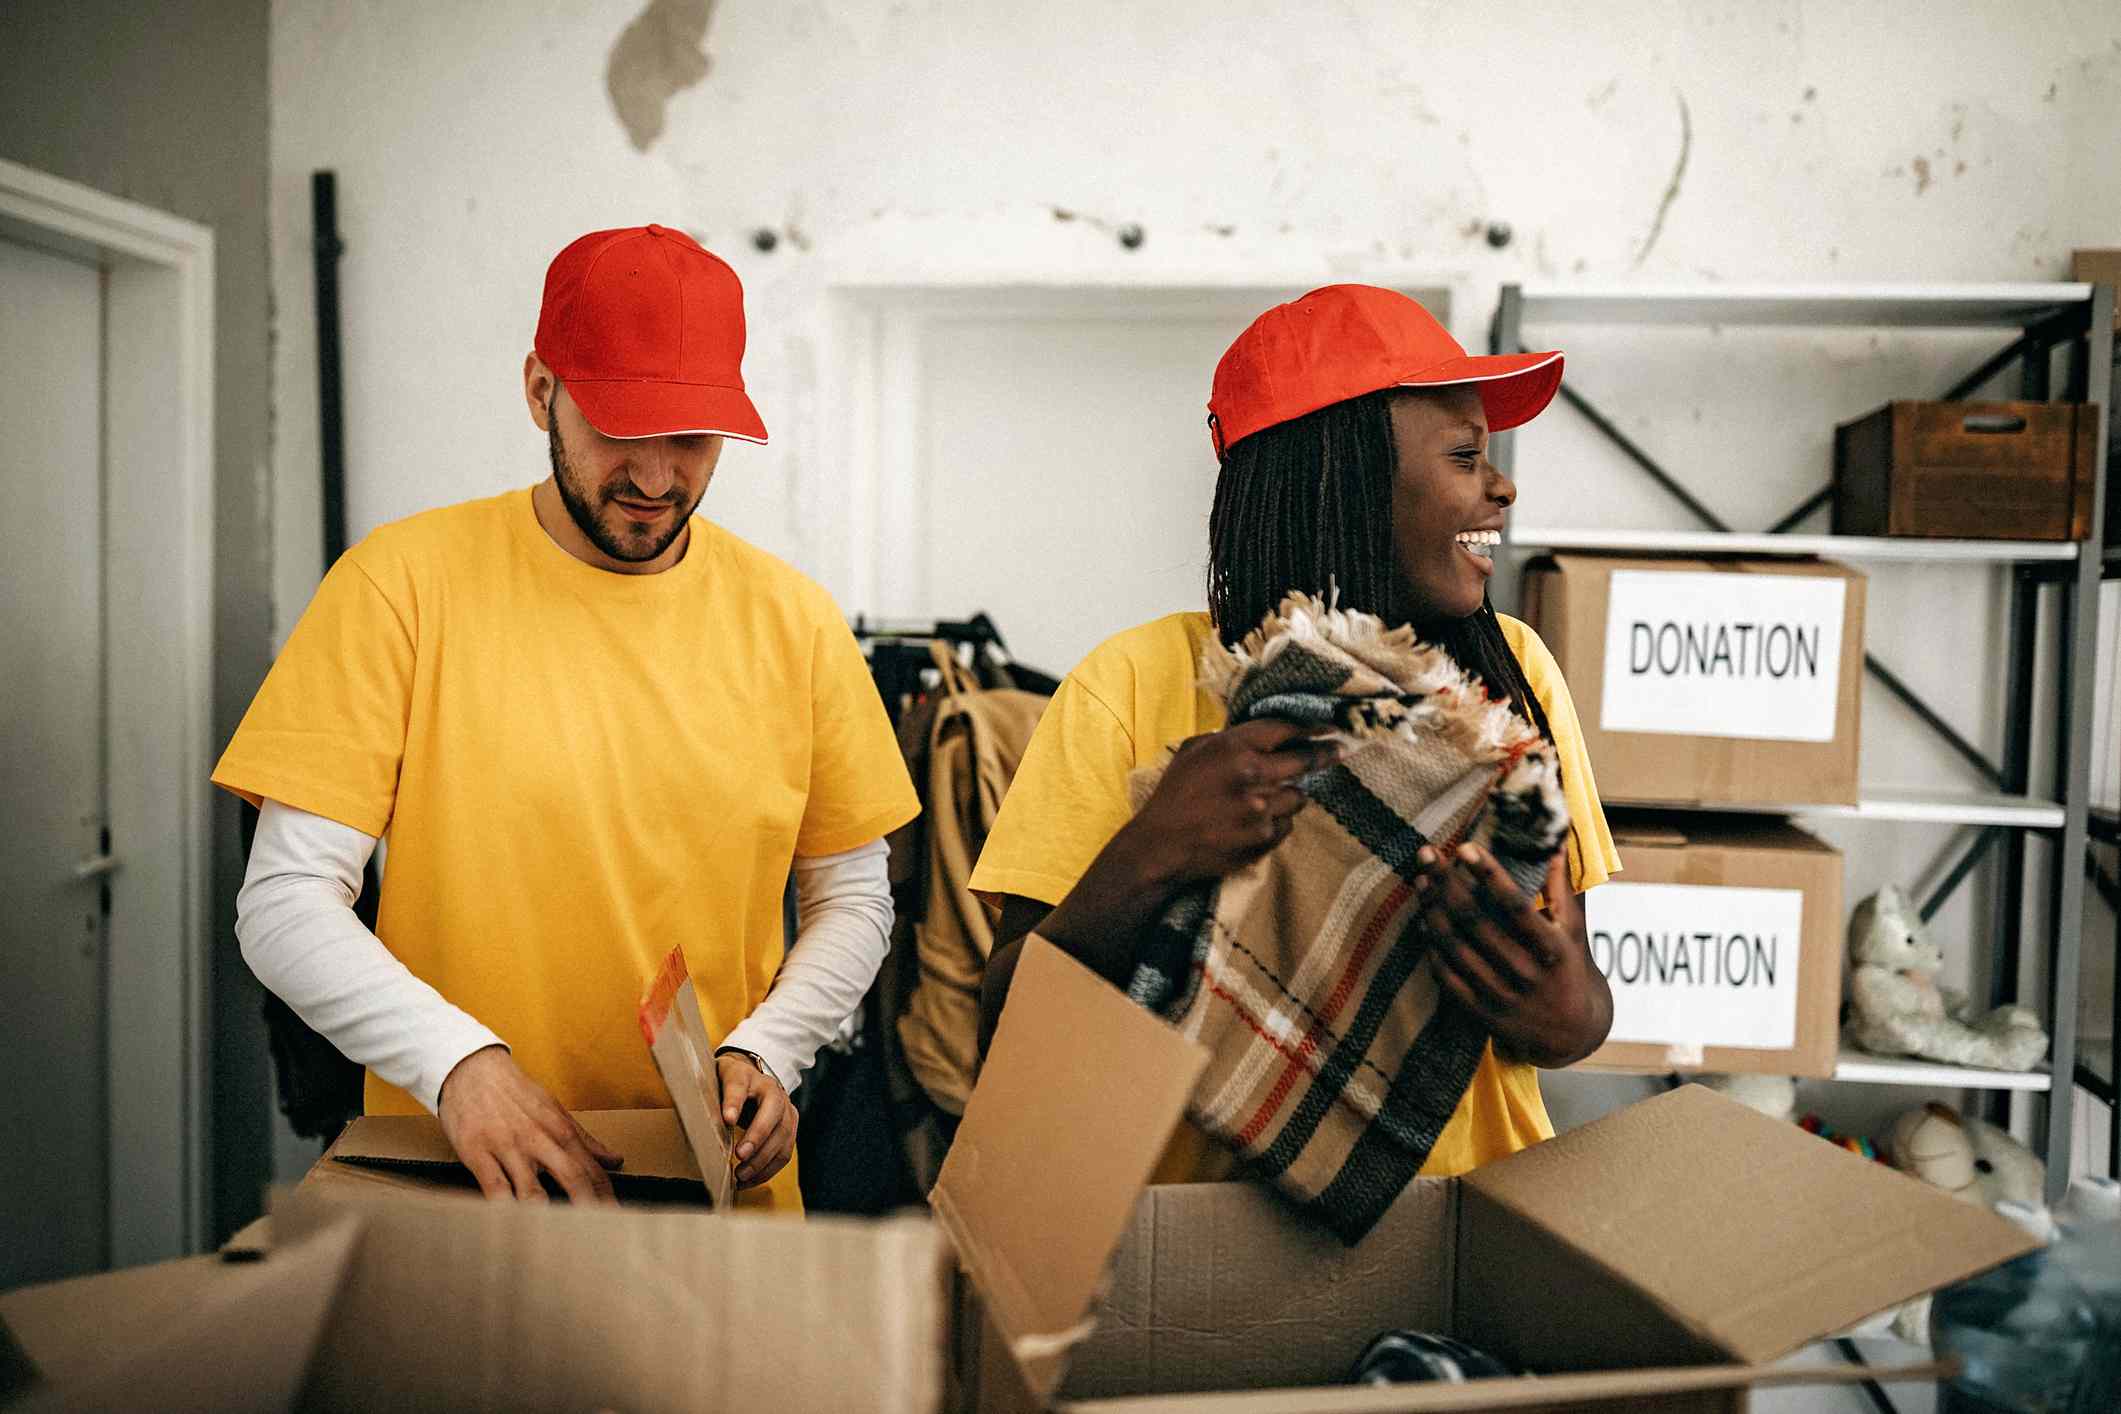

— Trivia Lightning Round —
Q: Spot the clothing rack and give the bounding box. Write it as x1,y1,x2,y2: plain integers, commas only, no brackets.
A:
853,612,1058,726
853,610,1010,650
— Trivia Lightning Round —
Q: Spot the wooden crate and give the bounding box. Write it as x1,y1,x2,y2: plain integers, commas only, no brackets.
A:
2073,249,2120,329
1832,400,2100,541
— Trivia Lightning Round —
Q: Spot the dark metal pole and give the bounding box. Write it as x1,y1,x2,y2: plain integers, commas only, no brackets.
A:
2040,282,2112,1200
1552,381,1732,531
1940,310,2081,403
1768,486,1833,535
1863,654,2007,789
313,171,348,565
2019,336,2051,401
1987,568,2037,1128
1920,827,2003,923
1832,1338,1901,1414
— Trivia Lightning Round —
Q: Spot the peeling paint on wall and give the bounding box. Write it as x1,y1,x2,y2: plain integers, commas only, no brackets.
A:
606,0,715,153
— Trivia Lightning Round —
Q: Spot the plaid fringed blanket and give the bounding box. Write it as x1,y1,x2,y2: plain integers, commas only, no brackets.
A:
1125,592,1569,1242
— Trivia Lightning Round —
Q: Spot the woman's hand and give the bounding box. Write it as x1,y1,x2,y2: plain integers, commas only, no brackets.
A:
1120,719,1339,888
979,719,1336,1053
1414,843,1612,1068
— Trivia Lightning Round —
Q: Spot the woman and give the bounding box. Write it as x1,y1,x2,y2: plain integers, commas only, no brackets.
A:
969,284,1620,1184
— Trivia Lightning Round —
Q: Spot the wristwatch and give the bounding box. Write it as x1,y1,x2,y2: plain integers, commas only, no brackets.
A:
714,1046,782,1092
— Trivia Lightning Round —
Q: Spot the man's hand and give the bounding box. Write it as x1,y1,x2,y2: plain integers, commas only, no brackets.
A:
436,1045,624,1204
1122,719,1338,888
1414,844,1613,1068
716,1053,796,1189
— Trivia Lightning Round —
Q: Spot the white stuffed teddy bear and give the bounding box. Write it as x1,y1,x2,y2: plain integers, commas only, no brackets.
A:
1849,1102,2049,1345
1883,1102,2045,1209
1844,886,2048,1072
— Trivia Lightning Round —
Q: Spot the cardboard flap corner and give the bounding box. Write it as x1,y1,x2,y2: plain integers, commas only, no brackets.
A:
639,945,736,1210
1462,1084,2041,1364
932,937,1208,1404
7,1207,362,1414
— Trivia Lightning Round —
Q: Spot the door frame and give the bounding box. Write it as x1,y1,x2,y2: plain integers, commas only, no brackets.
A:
0,157,215,1263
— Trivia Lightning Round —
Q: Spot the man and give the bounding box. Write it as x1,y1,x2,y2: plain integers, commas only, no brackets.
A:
216,224,918,1211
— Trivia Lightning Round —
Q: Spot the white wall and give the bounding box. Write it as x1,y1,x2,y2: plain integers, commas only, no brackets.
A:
271,0,2121,603
271,1,2121,1154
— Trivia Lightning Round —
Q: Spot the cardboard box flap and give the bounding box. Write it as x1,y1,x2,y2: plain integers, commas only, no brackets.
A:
1057,1359,1950,1412
933,938,1208,1405
7,1211,361,1414
1062,1174,1457,1399
640,945,737,1209
1461,1085,2040,1365
275,1185,949,1413
331,1107,706,1195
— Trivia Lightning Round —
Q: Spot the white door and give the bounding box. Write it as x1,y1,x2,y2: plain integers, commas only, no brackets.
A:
0,235,109,1285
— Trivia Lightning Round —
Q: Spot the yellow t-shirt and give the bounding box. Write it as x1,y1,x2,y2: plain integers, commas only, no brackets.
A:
967,610,1619,1184
213,488,919,1213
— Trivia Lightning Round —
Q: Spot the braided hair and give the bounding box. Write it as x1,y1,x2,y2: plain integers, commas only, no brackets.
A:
1205,388,1555,745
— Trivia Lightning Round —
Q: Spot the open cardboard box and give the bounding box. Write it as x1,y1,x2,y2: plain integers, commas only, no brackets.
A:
0,941,958,1412
935,940,2037,1413
1,941,2033,1413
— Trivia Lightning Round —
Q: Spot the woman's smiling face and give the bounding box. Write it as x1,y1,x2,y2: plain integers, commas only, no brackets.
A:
1387,387,1517,625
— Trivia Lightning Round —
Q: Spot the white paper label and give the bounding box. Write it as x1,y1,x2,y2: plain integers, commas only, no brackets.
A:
1599,571,1846,742
1585,881,1805,1051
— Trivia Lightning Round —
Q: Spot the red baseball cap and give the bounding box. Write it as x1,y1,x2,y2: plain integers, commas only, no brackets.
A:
534,224,768,444
1207,284,1561,459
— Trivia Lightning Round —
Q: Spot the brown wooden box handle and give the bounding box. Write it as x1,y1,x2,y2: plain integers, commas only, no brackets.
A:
1962,412,2028,434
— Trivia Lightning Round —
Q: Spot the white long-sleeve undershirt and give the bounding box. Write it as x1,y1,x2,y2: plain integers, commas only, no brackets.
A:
235,798,892,1113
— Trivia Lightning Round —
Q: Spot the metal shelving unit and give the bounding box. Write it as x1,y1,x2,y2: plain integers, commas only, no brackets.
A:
1493,280,2116,1203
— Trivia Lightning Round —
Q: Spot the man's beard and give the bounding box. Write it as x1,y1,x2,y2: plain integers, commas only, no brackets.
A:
548,408,691,564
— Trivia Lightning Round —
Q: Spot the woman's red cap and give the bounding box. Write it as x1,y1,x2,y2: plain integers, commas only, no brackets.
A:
1207,284,1561,459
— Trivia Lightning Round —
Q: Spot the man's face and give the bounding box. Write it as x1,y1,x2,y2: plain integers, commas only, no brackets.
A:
1387,386,1516,624
543,381,725,566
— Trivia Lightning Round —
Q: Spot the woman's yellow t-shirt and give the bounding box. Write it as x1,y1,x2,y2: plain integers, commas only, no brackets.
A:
213,488,920,1213
967,610,1619,1184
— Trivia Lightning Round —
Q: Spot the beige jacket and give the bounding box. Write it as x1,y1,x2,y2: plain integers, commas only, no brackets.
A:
893,687,1047,1115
